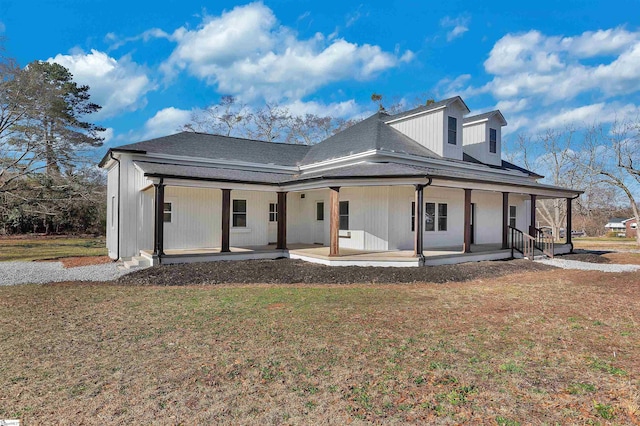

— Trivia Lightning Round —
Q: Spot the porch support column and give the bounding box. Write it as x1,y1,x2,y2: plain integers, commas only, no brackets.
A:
566,197,573,250
221,189,231,253
414,184,425,257
329,187,340,257
463,188,472,253
502,192,509,249
276,191,287,250
529,194,537,237
152,179,165,259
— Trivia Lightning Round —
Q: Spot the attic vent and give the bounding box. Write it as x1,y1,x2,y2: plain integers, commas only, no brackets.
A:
300,193,306,199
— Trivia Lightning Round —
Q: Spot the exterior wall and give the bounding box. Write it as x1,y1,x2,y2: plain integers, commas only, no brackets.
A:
106,163,119,259
163,187,220,250
228,190,277,247
442,104,465,161
287,189,330,246
626,219,637,238
339,186,390,251
462,118,502,166
389,110,445,156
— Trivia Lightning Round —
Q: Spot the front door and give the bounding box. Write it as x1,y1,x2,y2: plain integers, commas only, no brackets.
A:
315,201,325,244
470,203,476,244
268,202,277,244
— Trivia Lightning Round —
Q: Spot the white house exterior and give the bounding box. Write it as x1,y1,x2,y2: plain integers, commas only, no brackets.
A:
99,96,581,267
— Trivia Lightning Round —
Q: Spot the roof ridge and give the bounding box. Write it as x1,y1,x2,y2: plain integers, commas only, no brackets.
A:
185,131,310,148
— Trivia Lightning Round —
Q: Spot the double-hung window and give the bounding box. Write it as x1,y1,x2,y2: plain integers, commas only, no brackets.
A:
233,200,247,227
425,202,447,231
339,201,349,230
489,128,497,153
509,206,517,228
448,116,457,145
411,201,415,231
269,203,277,222
163,202,173,223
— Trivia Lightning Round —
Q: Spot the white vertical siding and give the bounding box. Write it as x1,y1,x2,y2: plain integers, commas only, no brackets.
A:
462,121,487,162
422,186,464,248
389,110,445,156
228,190,277,247
442,105,465,160
471,191,503,244
106,164,119,259
163,187,220,249
387,186,415,250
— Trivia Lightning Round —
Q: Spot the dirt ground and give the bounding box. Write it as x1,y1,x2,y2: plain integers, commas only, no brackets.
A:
119,258,556,286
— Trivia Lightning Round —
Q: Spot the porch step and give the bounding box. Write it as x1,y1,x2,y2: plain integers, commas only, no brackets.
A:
121,256,151,270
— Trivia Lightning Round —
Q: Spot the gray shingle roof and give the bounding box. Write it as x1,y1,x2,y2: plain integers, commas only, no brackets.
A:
382,96,470,123
135,161,293,184
463,110,507,125
114,132,310,167
300,112,440,165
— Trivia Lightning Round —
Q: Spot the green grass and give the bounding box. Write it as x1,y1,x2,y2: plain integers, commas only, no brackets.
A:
0,237,106,261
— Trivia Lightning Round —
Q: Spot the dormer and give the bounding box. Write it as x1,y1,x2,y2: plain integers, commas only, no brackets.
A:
462,111,507,167
384,96,470,160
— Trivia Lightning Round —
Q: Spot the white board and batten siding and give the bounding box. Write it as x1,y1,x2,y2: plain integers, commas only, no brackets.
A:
462,116,502,166
106,163,119,259
388,104,465,160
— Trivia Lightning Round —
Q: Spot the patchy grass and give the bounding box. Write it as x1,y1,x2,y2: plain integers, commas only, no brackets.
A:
1,268,639,424
0,236,106,261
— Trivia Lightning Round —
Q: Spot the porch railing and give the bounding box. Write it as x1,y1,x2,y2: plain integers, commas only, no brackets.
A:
509,226,535,260
534,227,555,259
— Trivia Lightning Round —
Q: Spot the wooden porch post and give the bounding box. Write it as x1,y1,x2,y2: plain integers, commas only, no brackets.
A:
529,194,537,236
414,184,424,257
502,192,509,249
566,197,573,248
276,191,287,250
329,187,340,257
221,189,231,253
152,179,165,258
463,189,472,253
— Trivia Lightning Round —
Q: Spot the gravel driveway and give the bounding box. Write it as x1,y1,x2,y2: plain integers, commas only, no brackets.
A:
0,261,130,285
535,258,640,272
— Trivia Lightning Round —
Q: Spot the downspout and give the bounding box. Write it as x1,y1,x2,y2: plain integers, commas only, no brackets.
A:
567,193,581,253
109,151,121,261
418,177,433,266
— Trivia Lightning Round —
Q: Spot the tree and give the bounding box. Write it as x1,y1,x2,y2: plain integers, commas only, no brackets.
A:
249,102,292,142
511,128,588,240
183,95,251,138
7,61,104,176
577,120,640,245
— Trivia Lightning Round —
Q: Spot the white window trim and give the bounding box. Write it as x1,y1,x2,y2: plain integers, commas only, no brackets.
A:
163,199,175,224
232,199,247,228
425,201,449,233
489,128,498,155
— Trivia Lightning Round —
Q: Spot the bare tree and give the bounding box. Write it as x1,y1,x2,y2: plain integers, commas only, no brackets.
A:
183,95,251,138
577,120,640,245
249,102,292,142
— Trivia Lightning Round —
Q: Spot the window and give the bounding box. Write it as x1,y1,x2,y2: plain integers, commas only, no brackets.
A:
233,200,247,227
438,203,448,231
425,202,436,231
509,206,517,228
269,203,277,222
111,196,115,228
339,201,349,230
411,201,415,231
448,116,457,145
425,202,447,231
316,202,324,221
489,128,497,153
163,202,172,223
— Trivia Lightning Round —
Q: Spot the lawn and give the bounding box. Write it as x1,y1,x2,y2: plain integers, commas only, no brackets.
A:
1,268,639,424
0,236,107,261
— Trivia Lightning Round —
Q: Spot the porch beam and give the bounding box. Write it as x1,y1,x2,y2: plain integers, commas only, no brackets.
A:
414,184,425,257
502,192,509,249
152,179,165,259
529,194,537,236
329,186,340,257
463,189,472,253
566,197,573,250
276,191,287,250
221,189,231,252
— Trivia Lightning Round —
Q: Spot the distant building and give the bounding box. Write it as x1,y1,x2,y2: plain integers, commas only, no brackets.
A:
605,218,628,237
624,218,637,238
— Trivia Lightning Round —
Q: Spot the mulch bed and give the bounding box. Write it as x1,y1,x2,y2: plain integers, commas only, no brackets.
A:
118,258,556,286
558,250,612,264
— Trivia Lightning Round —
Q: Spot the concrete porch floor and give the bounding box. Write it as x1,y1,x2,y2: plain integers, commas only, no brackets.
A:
140,243,513,267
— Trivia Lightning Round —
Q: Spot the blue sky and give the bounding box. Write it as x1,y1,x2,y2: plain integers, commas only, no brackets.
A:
2,0,640,153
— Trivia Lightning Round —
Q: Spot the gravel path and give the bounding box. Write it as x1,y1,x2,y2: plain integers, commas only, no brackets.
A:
0,261,130,285
536,258,640,272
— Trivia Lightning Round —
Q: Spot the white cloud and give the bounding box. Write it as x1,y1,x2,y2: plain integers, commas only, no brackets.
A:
284,99,361,119
106,28,172,50
141,107,192,140
440,16,470,42
98,127,114,145
162,2,410,102
48,49,154,118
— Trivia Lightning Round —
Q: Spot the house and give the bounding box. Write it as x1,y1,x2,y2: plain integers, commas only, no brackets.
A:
605,218,628,237
99,96,582,267
624,218,637,238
